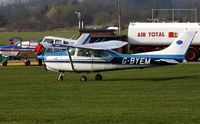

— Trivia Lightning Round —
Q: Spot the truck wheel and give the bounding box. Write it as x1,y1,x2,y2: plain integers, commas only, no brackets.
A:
186,48,199,61
134,47,146,53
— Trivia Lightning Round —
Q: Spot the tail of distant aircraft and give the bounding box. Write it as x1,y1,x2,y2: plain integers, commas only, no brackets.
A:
73,33,91,46
139,29,198,56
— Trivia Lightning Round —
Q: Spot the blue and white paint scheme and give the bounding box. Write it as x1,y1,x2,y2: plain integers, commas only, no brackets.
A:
38,30,197,81
0,33,91,66
40,33,91,54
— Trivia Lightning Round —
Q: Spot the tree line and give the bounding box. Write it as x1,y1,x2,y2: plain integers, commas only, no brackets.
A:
0,0,200,31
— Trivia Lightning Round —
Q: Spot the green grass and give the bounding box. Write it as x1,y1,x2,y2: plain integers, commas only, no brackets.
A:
0,29,79,45
0,64,200,123
0,29,128,45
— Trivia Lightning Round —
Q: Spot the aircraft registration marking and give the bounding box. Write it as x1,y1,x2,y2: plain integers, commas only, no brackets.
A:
44,48,66,53
122,57,151,65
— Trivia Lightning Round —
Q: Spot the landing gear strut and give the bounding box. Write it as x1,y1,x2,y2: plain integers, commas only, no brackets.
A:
95,73,102,81
57,72,64,81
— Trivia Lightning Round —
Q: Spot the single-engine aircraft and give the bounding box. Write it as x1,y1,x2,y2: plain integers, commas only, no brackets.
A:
38,30,197,81
0,33,91,66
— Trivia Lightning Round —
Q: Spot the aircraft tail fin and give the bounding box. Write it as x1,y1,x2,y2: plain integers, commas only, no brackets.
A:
139,29,198,56
73,33,91,46
158,29,197,55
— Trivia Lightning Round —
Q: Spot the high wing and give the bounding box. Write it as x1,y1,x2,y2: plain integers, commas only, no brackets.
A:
71,40,127,50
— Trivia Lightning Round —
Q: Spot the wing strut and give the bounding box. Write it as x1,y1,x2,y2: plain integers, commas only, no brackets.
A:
67,47,76,72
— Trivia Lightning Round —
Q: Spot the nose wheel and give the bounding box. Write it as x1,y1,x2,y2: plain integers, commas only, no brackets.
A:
95,73,102,81
80,75,87,82
57,72,64,81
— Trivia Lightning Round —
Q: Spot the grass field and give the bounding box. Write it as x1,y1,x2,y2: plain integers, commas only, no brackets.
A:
0,64,200,123
0,29,79,45
0,29,128,45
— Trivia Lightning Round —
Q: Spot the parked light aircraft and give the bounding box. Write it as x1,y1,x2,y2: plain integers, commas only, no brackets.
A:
0,33,91,66
38,30,197,81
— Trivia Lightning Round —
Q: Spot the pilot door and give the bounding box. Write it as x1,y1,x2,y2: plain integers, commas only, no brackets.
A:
76,49,93,71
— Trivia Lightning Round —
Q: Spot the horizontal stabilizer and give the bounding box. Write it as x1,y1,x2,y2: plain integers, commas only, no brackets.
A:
155,59,180,64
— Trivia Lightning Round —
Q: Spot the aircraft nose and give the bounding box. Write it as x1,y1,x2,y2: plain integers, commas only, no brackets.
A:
38,55,45,60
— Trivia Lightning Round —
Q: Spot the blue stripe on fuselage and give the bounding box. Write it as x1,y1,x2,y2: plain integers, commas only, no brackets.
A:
43,52,68,56
82,34,91,45
112,53,185,59
0,45,16,49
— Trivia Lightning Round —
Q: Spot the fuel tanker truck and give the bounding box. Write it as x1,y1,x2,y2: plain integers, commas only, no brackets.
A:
128,22,200,61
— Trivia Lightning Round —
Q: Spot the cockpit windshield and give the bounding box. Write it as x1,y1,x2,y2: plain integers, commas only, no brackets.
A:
75,48,111,60
93,50,110,59
14,41,21,47
77,49,92,57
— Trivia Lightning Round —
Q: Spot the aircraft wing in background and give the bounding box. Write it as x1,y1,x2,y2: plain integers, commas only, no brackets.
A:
71,40,127,50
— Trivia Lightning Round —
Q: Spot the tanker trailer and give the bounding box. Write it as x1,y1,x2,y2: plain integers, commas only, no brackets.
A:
128,22,200,61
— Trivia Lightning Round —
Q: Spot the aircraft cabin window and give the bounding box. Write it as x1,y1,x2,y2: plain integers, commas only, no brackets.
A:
93,50,110,59
55,40,62,44
43,39,54,44
77,49,92,57
64,41,69,44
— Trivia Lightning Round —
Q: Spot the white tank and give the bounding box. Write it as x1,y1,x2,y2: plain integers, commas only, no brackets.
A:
128,22,200,45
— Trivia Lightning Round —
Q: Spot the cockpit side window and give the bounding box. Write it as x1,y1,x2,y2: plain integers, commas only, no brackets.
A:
55,39,62,44
77,49,92,57
93,50,110,59
15,41,22,48
64,41,69,44
43,39,54,44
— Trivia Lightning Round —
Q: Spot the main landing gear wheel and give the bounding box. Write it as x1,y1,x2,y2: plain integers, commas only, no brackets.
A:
2,61,8,66
95,74,102,81
80,75,87,82
57,73,64,81
24,60,31,66
186,48,199,61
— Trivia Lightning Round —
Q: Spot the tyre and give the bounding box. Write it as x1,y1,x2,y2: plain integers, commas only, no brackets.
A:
134,47,146,53
80,76,87,82
25,60,31,66
186,48,199,61
2,61,7,66
95,74,102,81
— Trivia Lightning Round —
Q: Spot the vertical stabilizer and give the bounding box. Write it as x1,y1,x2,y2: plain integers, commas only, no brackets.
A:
73,33,91,46
139,29,198,56
160,29,197,55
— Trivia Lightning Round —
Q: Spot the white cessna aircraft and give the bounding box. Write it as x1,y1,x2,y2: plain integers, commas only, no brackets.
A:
38,30,197,81
0,33,91,66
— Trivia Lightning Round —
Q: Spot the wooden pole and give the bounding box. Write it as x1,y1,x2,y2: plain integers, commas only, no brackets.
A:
118,0,121,35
